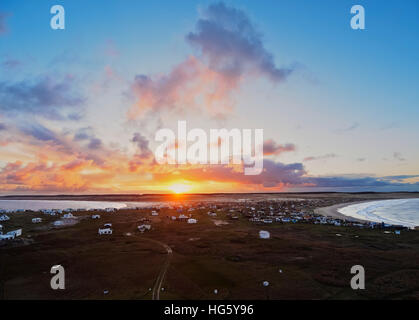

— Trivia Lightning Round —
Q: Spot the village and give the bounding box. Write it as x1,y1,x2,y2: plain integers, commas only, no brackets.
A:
1,194,418,300
0,198,410,245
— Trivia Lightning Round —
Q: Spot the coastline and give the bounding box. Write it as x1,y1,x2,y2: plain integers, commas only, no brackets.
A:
314,201,373,224
315,199,419,228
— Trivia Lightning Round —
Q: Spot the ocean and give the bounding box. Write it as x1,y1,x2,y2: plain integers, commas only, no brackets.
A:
0,199,174,211
338,198,419,228
0,200,128,211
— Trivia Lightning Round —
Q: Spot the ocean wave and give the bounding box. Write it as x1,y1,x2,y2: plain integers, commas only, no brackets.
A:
338,199,419,228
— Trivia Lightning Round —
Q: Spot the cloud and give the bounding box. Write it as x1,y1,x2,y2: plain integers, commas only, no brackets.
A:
186,2,293,82
128,2,294,119
19,123,61,143
303,153,338,162
153,159,306,189
74,127,94,141
393,152,406,161
87,138,102,150
0,160,92,192
383,175,419,182
334,122,359,134
2,58,21,69
151,158,419,191
306,176,391,188
72,126,104,151
132,132,152,158
0,75,85,120
263,139,295,156
379,122,398,130
0,13,8,35
129,133,154,171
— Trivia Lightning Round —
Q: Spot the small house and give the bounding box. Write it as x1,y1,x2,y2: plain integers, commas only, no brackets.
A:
63,213,75,219
92,214,101,219
7,229,22,238
32,218,42,223
187,218,197,224
151,210,159,216
0,234,15,241
178,214,188,221
138,224,151,233
0,214,10,221
259,230,270,239
98,228,112,235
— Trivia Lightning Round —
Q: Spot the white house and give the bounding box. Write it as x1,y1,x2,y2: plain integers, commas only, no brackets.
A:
7,229,22,238
91,214,101,219
32,218,42,223
105,208,115,212
187,218,197,224
138,224,151,233
151,210,159,216
178,214,188,221
0,214,10,221
62,213,75,219
46,211,56,216
98,228,112,235
0,234,14,241
53,220,64,226
259,230,270,239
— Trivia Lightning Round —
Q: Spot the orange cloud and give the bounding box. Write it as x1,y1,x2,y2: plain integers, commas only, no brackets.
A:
128,56,239,119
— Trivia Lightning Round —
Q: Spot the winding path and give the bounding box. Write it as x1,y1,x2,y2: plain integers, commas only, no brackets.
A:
142,238,172,300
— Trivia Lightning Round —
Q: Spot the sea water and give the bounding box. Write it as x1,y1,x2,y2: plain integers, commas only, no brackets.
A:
0,200,128,211
338,198,419,228
0,199,171,211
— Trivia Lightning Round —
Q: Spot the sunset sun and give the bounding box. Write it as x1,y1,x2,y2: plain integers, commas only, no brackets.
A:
168,183,192,194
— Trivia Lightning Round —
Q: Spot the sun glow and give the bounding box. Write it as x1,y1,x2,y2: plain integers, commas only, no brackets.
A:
168,183,192,194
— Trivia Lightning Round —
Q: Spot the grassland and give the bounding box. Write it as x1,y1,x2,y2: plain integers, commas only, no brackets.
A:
1,193,419,300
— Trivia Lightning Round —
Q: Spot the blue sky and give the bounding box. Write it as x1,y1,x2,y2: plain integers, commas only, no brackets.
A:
0,0,418,193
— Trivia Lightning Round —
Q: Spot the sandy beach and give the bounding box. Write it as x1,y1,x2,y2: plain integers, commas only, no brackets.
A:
314,201,372,223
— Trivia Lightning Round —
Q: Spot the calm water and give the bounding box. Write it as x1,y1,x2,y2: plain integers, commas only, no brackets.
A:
0,200,178,211
0,200,128,211
338,198,419,228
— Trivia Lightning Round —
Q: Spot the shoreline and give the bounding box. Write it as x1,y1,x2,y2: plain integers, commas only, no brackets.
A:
314,201,374,224
315,199,419,228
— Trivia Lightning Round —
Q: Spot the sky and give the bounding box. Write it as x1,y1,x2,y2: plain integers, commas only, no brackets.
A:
0,0,418,194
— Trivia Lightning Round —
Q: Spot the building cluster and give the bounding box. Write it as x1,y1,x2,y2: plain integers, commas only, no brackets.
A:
2,198,411,243
210,199,408,231
0,214,22,241
151,199,408,231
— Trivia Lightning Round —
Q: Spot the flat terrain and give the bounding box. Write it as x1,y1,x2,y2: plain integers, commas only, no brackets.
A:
1,192,419,300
